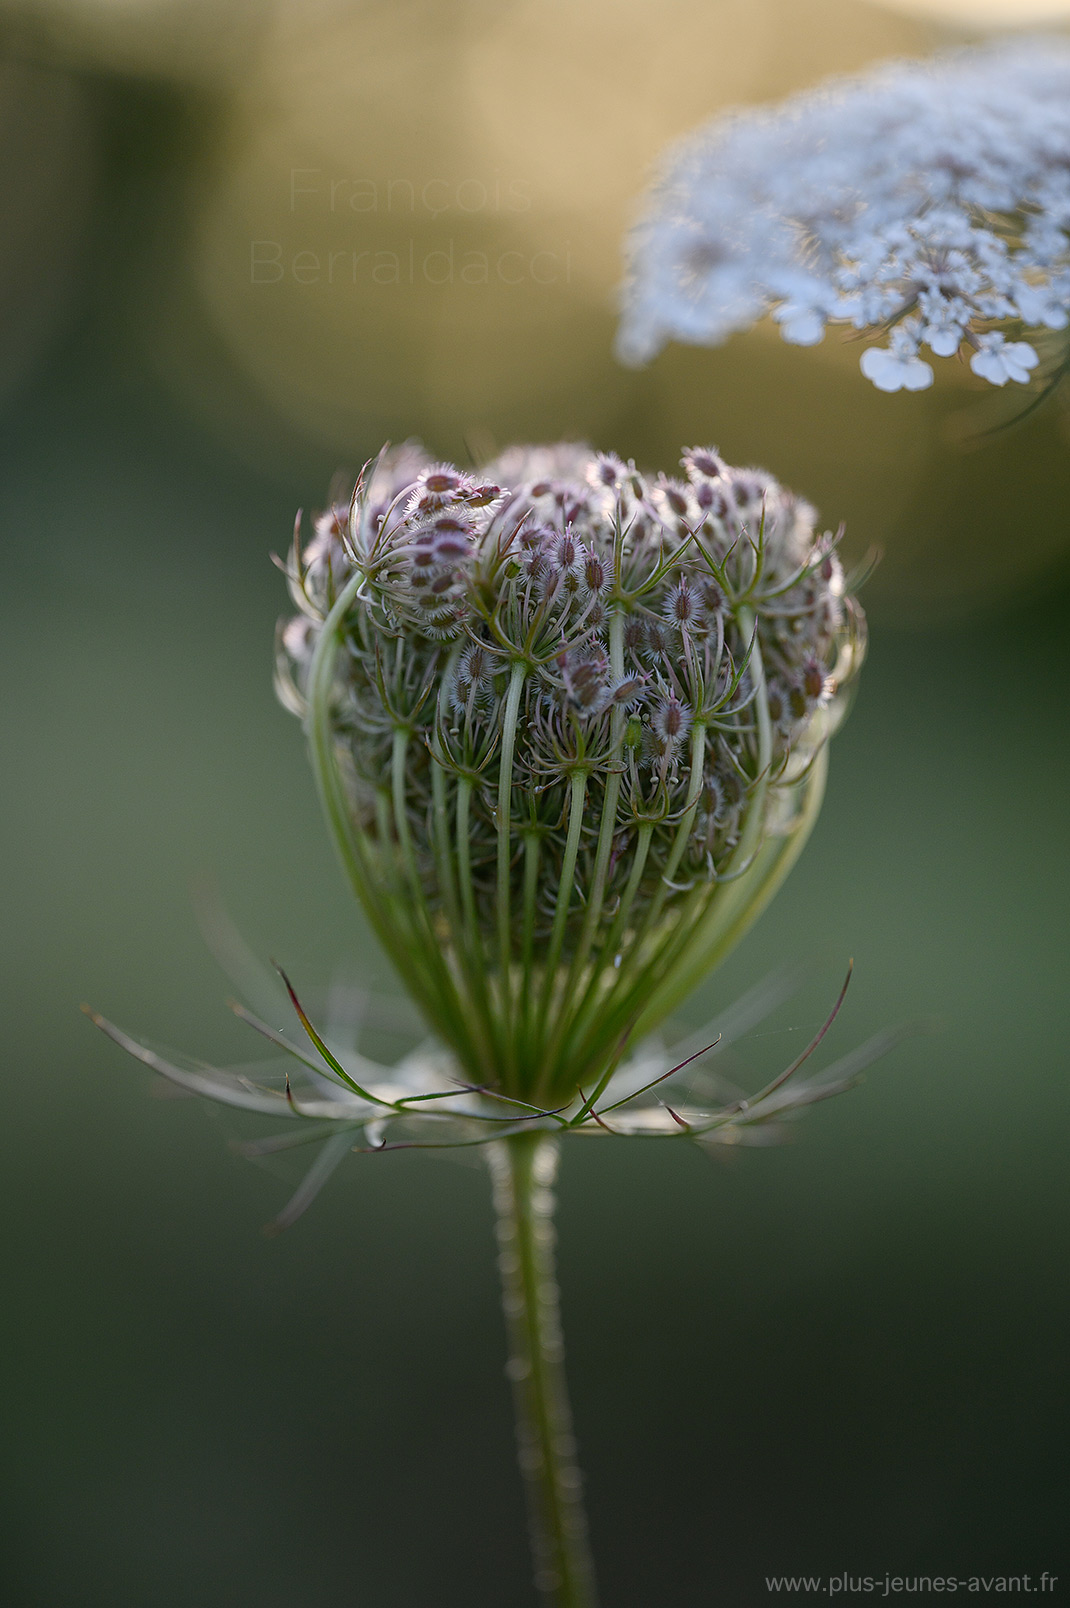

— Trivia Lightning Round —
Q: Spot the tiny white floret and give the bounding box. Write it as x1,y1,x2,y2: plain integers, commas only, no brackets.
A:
969,335,1040,385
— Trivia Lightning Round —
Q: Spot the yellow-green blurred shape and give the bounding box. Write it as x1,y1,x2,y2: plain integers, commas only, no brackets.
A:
0,0,265,82
161,1,617,459
0,56,93,404
155,0,934,457
79,0,1070,619
866,0,1070,24
465,0,933,291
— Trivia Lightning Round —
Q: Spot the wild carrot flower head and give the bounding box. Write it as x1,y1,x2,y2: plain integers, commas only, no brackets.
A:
616,36,1070,392
276,441,864,1108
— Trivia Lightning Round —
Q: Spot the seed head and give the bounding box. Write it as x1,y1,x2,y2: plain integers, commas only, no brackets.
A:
664,577,699,631
651,692,692,751
279,442,865,1105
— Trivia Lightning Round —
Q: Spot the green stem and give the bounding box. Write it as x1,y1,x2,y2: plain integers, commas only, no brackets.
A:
520,828,542,1055
489,1133,598,1608
496,662,529,1042
564,610,626,983
535,771,589,1097
556,820,653,1081
627,721,707,953
305,573,430,985
636,745,828,1030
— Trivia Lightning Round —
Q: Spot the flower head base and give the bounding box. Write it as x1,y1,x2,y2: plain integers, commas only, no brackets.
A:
617,37,1070,393
276,442,864,1108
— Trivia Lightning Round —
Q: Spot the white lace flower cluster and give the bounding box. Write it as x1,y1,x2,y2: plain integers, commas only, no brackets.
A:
616,36,1070,392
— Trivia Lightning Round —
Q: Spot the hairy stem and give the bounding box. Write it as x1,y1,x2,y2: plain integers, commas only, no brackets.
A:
488,1134,598,1608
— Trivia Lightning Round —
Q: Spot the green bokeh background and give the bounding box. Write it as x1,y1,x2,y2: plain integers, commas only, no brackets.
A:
1,22,1068,1606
